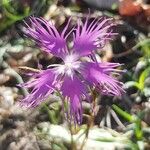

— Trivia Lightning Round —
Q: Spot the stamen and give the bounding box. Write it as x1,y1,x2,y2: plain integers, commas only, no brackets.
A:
47,64,62,68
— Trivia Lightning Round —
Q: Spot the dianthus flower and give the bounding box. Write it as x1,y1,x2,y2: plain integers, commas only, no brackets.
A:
20,16,124,124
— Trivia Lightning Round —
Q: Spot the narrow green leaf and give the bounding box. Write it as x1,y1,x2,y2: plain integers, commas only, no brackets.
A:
138,67,150,90
112,104,134,122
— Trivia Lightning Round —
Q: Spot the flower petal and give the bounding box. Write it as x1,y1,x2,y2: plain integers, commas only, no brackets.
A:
61,75,87,124
73,17,117,57
24,17,70,58
81,62,124,96
20,69,57,107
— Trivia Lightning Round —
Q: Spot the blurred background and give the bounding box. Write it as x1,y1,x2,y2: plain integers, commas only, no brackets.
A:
0,0,150,149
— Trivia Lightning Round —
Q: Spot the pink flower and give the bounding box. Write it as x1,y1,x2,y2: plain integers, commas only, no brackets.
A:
21,17,124,124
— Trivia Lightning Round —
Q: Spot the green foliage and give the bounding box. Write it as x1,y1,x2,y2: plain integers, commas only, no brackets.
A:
0,0,30,32
112,104,144,149
124,67,150,92
41,102,62,124
140,38,150,58
0,0,54,33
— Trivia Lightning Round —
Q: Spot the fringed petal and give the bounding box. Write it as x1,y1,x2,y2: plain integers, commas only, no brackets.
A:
20,69,57,107
81,62,124,96
61,75,87,124
73,17,117,57
24,17,71,58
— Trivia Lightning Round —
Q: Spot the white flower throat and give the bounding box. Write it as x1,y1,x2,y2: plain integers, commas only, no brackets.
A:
55,54,80,77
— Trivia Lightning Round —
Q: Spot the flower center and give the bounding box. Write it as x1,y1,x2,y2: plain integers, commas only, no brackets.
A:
56,54,80,76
